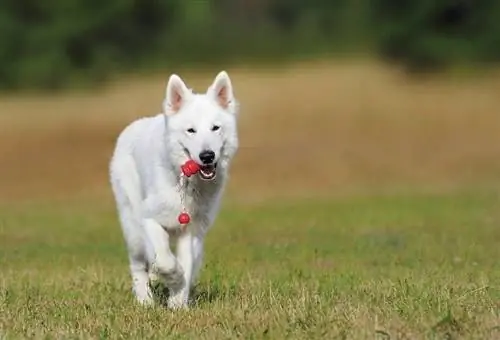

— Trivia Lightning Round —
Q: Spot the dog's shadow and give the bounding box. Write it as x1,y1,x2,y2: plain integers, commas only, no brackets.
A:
150,282,221,308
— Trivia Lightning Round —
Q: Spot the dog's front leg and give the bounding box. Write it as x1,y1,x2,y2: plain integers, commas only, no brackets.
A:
143,218,185,295
168,231,194,309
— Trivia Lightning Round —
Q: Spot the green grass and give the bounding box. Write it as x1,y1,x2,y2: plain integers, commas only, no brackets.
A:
1,191,500,339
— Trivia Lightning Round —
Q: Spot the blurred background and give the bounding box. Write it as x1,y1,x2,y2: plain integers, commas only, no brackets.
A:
0,0,500,205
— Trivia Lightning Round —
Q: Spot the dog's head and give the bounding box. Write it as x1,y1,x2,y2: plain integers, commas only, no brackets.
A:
163,71,239,181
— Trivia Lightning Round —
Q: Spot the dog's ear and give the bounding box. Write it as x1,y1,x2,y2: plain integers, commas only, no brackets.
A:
163,74,191,115
208,71,237,113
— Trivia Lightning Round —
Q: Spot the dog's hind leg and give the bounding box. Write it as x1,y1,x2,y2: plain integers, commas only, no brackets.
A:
129,255,153,305
117,202,154,305
110,158,153,305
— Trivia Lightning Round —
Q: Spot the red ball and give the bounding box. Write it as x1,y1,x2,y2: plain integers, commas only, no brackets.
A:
181,160,200,177
180,164,191,177
187,160,200,173
178,212,190,224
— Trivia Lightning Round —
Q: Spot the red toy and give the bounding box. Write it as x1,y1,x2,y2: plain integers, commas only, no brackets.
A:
178,212,190,225
177,160,201,226
180,159,201,177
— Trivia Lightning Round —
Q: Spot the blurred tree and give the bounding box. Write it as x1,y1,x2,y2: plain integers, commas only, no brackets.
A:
0,0,180,89
1,0,500,90
372,0,500,72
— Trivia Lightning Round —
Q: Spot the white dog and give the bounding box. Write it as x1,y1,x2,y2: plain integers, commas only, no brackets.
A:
109,71,239,309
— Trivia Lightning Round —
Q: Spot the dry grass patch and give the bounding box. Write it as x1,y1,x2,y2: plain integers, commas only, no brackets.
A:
0,61,499,202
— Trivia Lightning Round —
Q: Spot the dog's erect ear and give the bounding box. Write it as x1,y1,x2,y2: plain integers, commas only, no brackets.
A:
208,71,236,112
163,74,191,115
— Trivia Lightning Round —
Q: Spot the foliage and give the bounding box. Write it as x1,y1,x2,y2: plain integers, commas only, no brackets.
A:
0,0,499,90
371,0,500,72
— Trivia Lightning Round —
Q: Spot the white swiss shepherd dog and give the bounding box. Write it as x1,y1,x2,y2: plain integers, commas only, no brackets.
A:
109,71,239,309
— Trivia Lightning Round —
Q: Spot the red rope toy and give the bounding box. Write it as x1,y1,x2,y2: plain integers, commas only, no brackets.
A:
177,160,201,225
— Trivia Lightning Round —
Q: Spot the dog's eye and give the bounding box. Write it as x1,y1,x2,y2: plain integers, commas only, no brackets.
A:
186,128,196,134
211,125,220,132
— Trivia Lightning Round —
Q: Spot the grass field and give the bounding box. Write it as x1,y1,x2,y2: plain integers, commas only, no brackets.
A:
1,60,500,339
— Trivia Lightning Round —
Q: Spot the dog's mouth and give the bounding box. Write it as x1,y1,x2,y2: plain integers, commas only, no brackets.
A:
181,145,218,181
199,163,217,181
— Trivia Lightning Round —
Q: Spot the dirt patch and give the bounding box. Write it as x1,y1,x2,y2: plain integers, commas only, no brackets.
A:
1,61,500,203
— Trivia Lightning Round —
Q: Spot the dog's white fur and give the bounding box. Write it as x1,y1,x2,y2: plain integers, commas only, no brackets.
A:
109,71,239,309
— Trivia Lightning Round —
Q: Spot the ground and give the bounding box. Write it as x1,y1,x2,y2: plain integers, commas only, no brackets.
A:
0,60,499,339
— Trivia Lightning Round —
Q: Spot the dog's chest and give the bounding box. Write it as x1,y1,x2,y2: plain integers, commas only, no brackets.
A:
152,180,221,231
182,185,214,220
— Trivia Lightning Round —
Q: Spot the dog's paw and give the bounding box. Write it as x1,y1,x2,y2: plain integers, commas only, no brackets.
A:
163,270,185,292
153,262,185,292
134,283,155,307
167,292,189,310
135,291,155,307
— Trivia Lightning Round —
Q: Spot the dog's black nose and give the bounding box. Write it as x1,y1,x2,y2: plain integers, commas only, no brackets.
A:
199,150,215,164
